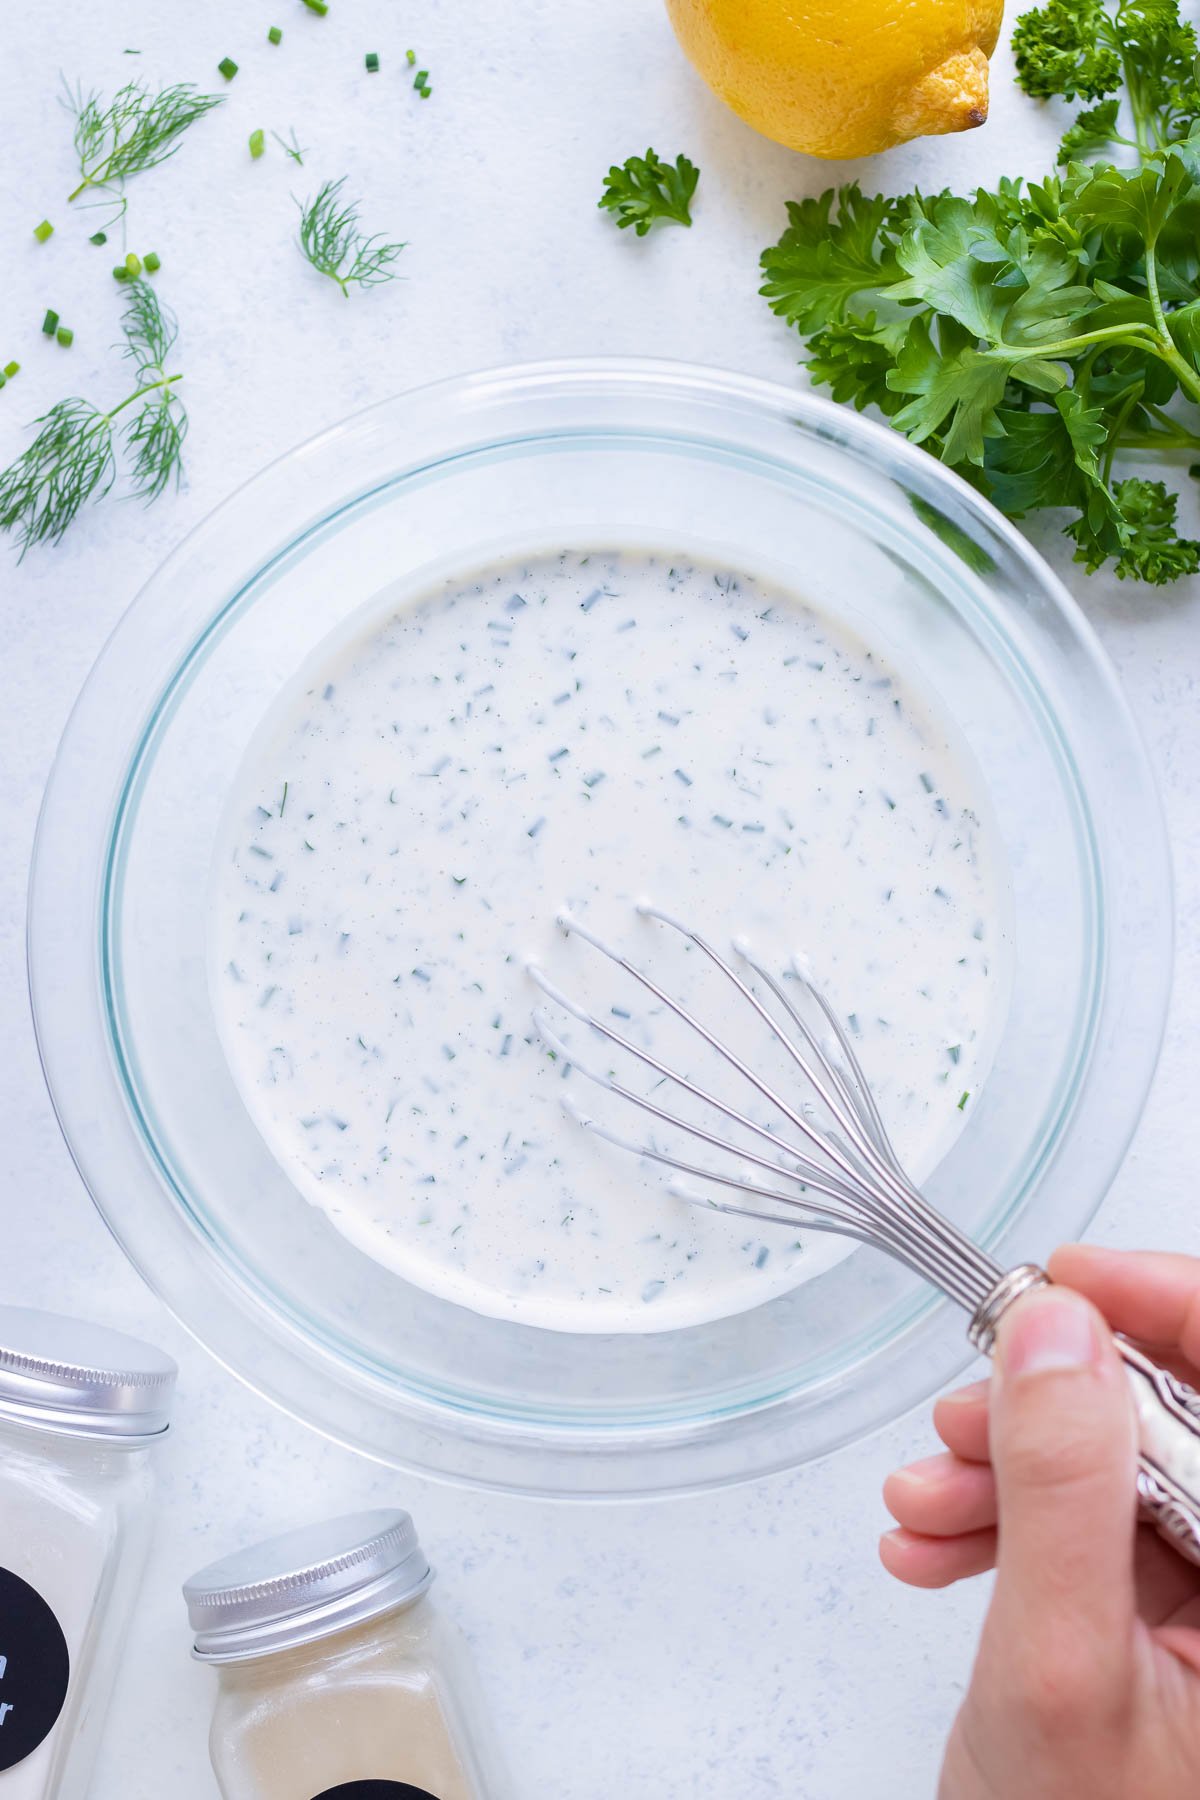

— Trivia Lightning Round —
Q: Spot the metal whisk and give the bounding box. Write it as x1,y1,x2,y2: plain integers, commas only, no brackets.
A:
529,901,1200,1566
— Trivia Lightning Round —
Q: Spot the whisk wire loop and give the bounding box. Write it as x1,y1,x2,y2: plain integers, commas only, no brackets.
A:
531,905,1003,1315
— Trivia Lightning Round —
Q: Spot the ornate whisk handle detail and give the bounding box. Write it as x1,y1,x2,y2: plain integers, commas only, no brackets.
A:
970,1266,1200,1568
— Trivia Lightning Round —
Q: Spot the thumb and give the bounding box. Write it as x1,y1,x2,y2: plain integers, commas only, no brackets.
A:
986,1284,1139,1666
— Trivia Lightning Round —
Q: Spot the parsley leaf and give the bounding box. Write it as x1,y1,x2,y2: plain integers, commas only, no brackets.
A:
759,0,1200,583
598,149,699,236
1011,0,1121,101
760,188,905,330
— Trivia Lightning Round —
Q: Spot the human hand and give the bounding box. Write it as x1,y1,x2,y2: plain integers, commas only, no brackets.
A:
880,1245,1200,1799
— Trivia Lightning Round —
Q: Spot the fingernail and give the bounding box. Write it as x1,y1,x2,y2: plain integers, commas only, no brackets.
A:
889,1454,945,1488
998,1288,1101,1378
938,1379,990,1407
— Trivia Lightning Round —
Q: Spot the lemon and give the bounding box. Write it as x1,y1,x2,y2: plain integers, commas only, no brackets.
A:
664,0,1002,159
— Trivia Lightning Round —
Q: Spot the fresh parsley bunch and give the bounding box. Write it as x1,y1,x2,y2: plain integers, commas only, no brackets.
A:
760,0,1200,583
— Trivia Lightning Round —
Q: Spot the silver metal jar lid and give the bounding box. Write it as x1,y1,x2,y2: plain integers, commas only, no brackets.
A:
184,1509,434,1662
0,1305,177,1442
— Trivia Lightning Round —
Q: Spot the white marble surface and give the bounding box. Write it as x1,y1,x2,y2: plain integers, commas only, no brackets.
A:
3,3,1199,1794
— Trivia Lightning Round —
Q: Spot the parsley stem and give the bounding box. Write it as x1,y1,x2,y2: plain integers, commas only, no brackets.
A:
986,324,1158,361
985,325,1200,408
1156,340,1200,408
1144,242,1170,343
1102,385,1143,484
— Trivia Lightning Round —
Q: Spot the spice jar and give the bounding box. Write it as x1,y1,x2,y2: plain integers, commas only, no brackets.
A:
185,1509,511,1800
0,1305,177,1798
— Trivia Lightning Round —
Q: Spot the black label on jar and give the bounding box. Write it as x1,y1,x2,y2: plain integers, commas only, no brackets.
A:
311,1787,442,1799
0,1567,71,1771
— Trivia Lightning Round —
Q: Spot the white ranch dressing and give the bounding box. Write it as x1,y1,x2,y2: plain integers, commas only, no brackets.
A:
210,549,1008,1332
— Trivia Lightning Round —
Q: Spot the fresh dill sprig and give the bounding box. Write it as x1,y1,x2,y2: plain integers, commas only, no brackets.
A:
599,149,700,235
296,178,405,295
122,277,178,375
272,127,307,166
124,381,187,502
65,78,223,206
119,280,188,501
0,399,116,554
0,281,186,557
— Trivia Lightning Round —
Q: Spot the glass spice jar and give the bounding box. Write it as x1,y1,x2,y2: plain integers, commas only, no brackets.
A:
184,1509,511,1800
0,1306,176,1799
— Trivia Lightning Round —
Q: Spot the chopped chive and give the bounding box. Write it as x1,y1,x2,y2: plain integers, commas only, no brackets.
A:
218,56,238,80
301,0,329,13
41,309,59,336
249,128,266,159
112,264,132,282
125,251,142,277
33,220,54,244
143,250,161,273
89,230,107,246
0,374,5,391
957,1090,970,1110
5,361,21,379
268,24,283,42
406,47,416,64
365,50,380,71
414,70,431,95
56,326,74,347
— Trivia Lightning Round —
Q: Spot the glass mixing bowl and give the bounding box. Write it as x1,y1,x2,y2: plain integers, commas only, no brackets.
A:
28,359,1172,1498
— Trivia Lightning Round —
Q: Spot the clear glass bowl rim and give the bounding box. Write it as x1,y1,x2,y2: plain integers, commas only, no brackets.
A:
27,356,1174,1499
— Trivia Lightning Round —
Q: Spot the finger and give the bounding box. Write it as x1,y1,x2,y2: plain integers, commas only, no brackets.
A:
1132,1525,1200,1629
883,1453,997,1537
1049,1245,1200,1369
880,1526,997,1589
933,1380,991,1463
986,1286,1138,1676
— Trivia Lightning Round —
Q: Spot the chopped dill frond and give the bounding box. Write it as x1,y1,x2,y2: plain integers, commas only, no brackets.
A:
272,127,307,165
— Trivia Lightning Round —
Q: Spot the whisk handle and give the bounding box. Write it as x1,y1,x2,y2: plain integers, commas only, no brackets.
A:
1118,1338,1200,1567
968,1265,1200,1569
